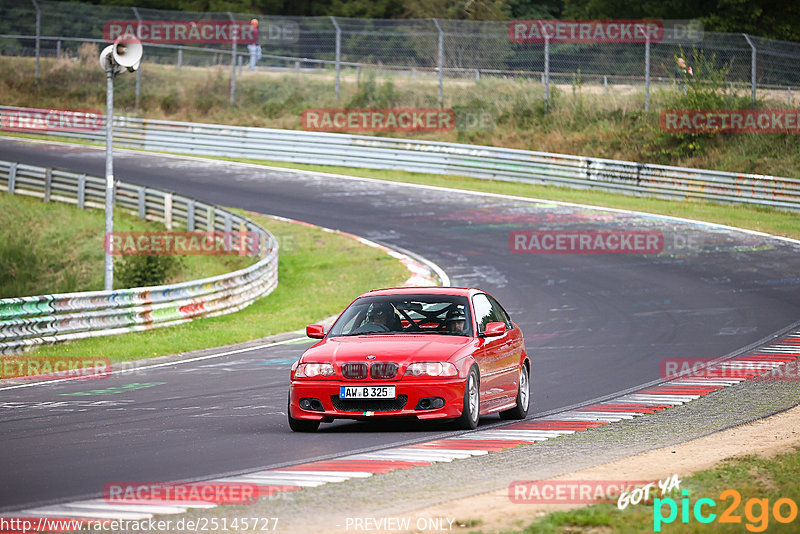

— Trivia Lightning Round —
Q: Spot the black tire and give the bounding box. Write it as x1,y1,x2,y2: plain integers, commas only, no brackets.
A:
455,366,480,430
500,362,530,420
287,399,320,432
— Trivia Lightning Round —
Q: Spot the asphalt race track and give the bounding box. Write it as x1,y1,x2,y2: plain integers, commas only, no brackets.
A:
2,138,800,511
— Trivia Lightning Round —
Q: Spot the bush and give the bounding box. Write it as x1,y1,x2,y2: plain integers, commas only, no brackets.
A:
649,47,756,161
115,255,181,289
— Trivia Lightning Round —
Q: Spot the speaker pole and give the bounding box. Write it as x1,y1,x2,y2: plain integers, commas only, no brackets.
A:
104,58,115,291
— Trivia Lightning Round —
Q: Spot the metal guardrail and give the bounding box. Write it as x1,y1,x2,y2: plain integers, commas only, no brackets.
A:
0,158,279,354
3,108,797,212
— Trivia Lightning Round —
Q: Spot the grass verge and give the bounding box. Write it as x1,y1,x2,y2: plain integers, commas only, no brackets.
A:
28,212,410,362
520,446,800,533
0,190,251,298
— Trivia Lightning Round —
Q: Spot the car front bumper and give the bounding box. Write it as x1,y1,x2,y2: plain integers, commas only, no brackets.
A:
289,378,466,421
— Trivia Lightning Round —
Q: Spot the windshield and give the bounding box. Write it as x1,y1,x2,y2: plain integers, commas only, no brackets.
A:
327,294,473,337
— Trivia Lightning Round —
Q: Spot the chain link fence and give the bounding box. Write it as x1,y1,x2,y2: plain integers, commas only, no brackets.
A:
2,0,800,112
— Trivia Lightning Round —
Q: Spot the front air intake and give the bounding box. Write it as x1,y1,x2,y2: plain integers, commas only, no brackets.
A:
341,362,368,379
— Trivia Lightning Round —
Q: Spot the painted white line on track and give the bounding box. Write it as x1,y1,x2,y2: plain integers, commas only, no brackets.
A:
265,469,373,478
401,448,489,456
0,336,306,392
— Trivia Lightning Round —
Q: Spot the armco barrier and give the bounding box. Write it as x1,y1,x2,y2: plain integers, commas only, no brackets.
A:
2,107,798,212
0,159,279,354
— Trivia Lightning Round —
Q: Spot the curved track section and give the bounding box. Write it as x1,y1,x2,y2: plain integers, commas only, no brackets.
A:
1,138,800,511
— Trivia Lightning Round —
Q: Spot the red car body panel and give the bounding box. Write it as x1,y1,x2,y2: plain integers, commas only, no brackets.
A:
288,287,529,424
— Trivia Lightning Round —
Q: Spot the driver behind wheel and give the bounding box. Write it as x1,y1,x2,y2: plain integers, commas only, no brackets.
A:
365,302,398,331
445,307,467,334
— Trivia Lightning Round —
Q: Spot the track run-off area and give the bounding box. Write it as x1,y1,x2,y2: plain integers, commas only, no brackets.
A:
1,137,800,518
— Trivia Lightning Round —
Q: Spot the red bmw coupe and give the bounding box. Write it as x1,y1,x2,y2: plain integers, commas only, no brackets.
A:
288,287,530,432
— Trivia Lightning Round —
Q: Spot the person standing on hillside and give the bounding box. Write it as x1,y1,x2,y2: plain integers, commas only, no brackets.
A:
248,18,262,70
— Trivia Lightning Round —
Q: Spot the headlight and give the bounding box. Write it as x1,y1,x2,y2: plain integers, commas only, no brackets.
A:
404,362,458,377
295,363,336,378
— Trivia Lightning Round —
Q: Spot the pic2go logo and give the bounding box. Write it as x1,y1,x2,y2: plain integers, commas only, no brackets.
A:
653,489,799,532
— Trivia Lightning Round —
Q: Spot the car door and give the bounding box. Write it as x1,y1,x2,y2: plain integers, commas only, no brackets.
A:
485,294,523,404
472,293,507,410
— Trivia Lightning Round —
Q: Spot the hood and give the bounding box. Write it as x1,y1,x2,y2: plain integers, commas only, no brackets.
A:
301,334,473,365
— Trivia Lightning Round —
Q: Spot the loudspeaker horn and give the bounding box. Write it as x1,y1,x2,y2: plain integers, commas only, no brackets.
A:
112,35,143,71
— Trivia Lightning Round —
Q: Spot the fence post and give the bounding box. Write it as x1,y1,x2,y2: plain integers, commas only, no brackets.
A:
132,7,143,108
228,12,237,104
644,33,651,111
78,174,86,208
137,186,146,219
43,168,51,202
187,199,195,231
164,193,173,230
207,206,215,231
8,162,17,194
330,16,341,102
31,0,40,80
743,33,757,108
177,48,182,70
432,18,443,108
544,34,550,112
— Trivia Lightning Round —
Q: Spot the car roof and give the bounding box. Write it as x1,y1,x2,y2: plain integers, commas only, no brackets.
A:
360,286,478,298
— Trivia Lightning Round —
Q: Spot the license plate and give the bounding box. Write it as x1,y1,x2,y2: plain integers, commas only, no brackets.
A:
339,385,396,399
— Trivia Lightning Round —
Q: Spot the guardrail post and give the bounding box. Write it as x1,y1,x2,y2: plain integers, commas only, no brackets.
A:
56,40,61,60
43,168,51,202
432,18,444,108
137,186,146,218
164,192,173,230
228,12,237,104
743,33,757,108
187,199,195,231
8,163,17,194
132,7,143,108
177,48,183,71
31,0,40,80
207,206,215,231
77,174,86,208
330,16,341,102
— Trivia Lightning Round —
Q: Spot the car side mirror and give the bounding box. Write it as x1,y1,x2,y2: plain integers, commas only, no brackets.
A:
483,322,506,337
306,324,325,339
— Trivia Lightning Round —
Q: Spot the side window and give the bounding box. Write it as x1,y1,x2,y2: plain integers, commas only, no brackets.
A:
487,295,513,329
472,293,497,333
